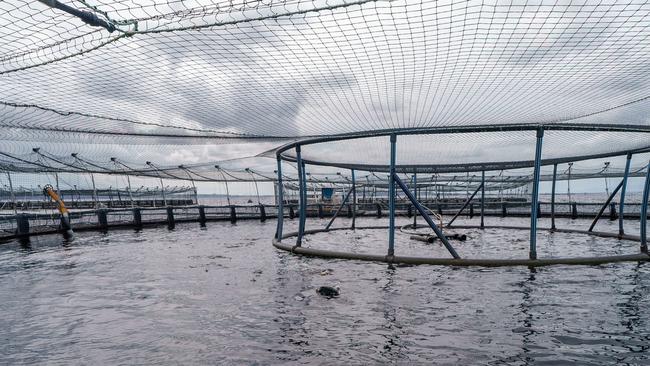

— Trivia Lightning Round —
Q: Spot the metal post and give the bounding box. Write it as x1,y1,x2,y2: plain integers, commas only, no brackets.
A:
567,162,573,203
90,173,98,208
159,177,167,206
529,128,544,260
550,163,557,230
351,169,357,230
296,145,306,247
7,171,17,214
16,213,30,236
181,169,198,205
247,168,261,204
276,158,284,240
640,161,650,253
388,134,397,257
230,206,237,224
133,207,142,227
55,172,60,197
126,174,135,208
619,153,632,236
481,170,485,229
198,205,206,227
413,172,417,228
301,161,308,222
166,206,175,230
97,209,108,230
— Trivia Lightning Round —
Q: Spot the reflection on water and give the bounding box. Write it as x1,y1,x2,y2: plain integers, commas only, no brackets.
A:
0,217,649,364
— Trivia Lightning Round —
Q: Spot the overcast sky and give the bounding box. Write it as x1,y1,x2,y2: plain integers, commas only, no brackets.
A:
0,0,649,195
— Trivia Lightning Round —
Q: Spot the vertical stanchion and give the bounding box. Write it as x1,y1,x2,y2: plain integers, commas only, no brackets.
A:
619,153,632,236
160,177,167,206
388,134,397,257
16,214,30,236
7,171,17,214
55,172,60,198
481,170,485,229
246,168,261,204
133,207,142,228
296,145,306,247
413,172,417,228
259,204,266,222
167,206,175,229
276,158,284,241
198,205,206,227
97,209,108,230
351,169,357,230
529,128,544,260
550,163,557,230
216,166,232,206
147,161,167,206
126,175,134,208
90,173,98,208
230,206,237,223
567,162,573,204
639,161,649,253
273,181,278,206
180,166,198,205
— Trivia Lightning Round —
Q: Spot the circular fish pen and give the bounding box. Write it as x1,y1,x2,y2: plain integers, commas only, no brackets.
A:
272,124,650,267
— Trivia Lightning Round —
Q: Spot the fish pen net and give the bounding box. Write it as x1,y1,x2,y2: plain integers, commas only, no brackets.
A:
1,0,649,264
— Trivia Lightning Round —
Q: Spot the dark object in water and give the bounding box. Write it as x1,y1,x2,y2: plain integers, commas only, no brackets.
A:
316,286,340,298
410,233,467,244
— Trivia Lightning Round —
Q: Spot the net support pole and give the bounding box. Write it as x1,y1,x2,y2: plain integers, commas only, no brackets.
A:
481,170,485,229
126,175,134,208
388,134,397,257
394,175,460,258
447,183,483,226
189,177,198,205
160,177,167,206
325,186,354,230
276,157,284,241
90,173,98,208
640,161,650,253
55,173,60,198
619,153,632,236
413,173,417,228
273,181,278,206
529,128,544,260
351,169,357,230
550,163,557,230
216,167,231,206
247,169,261,205
588,179,624,232
296,145,306,247
7,171,17,214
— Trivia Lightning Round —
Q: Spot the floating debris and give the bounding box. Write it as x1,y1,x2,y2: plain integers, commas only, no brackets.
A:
316,286,340,298
410,233,467,244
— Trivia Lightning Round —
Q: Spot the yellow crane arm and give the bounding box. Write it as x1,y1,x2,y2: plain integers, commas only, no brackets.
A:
43,184,68,215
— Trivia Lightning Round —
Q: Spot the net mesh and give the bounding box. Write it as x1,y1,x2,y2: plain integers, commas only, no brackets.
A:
1,0,649,172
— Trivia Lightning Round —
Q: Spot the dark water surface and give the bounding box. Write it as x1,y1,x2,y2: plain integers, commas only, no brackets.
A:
1,217,649,365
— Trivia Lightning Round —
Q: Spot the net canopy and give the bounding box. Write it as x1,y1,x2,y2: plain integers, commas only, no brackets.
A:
1,147,648,185
1,0,649,172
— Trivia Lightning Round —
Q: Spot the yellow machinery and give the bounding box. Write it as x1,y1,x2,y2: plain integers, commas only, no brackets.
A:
43,184,73,234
